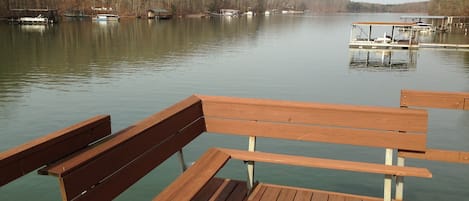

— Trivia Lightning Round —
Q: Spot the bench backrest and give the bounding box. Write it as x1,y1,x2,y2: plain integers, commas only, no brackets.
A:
0,115,111,187
199,95,428,152
401,89,469,110
48,96,204,201
399,89,469,164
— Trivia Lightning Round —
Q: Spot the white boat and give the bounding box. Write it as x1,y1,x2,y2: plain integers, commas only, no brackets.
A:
374,32,392,43
210,9,239,17
92,14,120,21
412,22,434,33
18,14,51,24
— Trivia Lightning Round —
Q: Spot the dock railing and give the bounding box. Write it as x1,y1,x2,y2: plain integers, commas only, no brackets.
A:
1,94,435,201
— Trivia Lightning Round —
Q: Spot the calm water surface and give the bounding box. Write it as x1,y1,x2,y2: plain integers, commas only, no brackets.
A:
1,13,468,201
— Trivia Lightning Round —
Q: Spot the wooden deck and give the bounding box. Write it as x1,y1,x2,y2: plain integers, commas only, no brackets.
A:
195,178,382,201
10,91,469,201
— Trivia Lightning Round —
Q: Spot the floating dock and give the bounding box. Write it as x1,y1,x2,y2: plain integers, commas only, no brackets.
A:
8,8,58,24
349,22,419,50
420,43,469,50
349,21,469,51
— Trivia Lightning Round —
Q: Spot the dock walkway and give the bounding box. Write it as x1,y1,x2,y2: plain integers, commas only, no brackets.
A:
196,178,381,201
419,43,469,50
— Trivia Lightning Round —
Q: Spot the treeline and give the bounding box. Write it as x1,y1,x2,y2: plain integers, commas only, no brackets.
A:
428,0,469,15
3,0,456,17
347,1,429,13
0,0,349,17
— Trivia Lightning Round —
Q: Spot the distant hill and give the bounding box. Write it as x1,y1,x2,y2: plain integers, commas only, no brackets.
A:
428,0,469,15
347,1,429,13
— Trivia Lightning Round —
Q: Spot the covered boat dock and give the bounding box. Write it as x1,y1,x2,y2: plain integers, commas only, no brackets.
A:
349,22,418,49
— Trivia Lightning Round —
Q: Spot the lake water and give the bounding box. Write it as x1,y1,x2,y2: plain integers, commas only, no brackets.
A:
1,13,468,201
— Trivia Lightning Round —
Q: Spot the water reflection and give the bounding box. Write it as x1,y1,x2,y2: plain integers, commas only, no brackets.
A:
19,24,49,33
0,17,304,104
349,49,417,72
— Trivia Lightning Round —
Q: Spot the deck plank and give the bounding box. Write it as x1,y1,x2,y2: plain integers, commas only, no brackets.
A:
209,179,237,201
212,179,237,201
311,192,329,201
344,197,362,201
226,181,248,201
259,186,281,201
328,194,346,201
277,188,297,201
248,184,267,201
293,190,313,201
257,183,381,201
192,178,225,201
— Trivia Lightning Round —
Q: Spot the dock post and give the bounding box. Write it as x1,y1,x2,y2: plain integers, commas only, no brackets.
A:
408,30,413,48
246,136,256,193
368,25,372,41
177,149,187,173
384,148,393,201
396,156,405,200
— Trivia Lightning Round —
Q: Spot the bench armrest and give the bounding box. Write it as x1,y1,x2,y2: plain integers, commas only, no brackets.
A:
0,115,111,186
153,148,231,201
220,148,432,178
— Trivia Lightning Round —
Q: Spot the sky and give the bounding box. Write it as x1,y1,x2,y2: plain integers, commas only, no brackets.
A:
351,0,429,4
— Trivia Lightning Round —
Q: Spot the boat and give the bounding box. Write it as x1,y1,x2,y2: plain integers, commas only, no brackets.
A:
412,22,435,33
210,9,240,17
92,14,120,21
17,14,52,24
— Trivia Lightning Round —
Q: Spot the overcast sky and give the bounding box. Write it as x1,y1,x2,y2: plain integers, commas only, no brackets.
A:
351,0,429,4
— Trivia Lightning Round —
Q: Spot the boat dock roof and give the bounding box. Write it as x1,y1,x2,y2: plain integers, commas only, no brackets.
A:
352,21,415,26
401,15,447,19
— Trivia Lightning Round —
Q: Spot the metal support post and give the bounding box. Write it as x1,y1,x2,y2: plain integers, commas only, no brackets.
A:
247,136,256,193
384,148,393,201
177,149,187,173
395,156,405,201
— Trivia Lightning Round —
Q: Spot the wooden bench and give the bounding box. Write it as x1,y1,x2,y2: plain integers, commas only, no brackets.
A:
154,95,432,201
1,94,433,201
0,115,111,186
398,89,469,163
37,95,205,201
393,89,469,200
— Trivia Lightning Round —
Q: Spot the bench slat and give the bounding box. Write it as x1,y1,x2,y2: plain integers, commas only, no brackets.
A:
0,115,111,186
153,148,230,201
401,89,469,110
220,148,432,178
198,95,428,133
398,148,469,164
205,117,427,151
